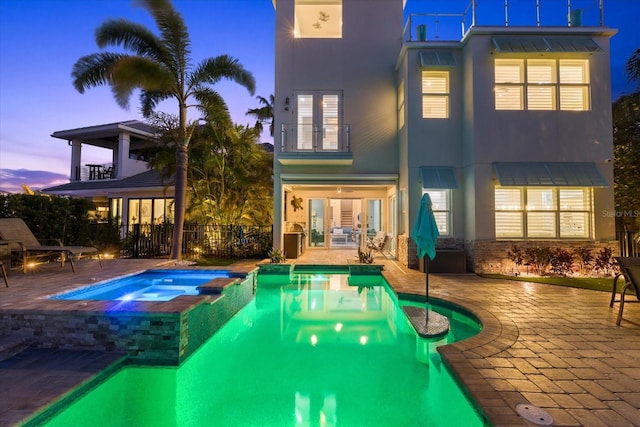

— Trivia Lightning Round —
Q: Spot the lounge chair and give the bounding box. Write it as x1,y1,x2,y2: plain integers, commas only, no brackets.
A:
367,233,393,259
366,231,386,249
611,257,640,325
0,218,102,273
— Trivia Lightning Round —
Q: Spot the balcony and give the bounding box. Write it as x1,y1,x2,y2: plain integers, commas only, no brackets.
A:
278,124,352,166
75,163,117,181
404,0,606,42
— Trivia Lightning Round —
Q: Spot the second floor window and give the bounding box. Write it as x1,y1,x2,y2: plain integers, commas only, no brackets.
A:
495,58,590,111
296,92,341,151
422,71,449,118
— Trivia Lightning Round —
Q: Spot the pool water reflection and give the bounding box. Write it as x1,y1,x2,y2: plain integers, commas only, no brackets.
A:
42,272,484,427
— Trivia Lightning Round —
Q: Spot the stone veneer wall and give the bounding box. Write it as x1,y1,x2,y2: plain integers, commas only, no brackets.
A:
397,234,466,270
0,274,256,365
468,240,619,274
397,234,412,268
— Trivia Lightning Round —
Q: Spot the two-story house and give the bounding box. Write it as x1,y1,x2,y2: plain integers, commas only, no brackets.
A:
43,121,175,226
272,0,617,273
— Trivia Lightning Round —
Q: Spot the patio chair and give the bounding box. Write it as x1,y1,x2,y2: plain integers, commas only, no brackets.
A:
366,231,386,250
368,233,393,259
0,218,102,273
611,257,640,325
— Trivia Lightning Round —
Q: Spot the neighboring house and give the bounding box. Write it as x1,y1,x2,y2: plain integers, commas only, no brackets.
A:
43,121,175,226
272,0,617,273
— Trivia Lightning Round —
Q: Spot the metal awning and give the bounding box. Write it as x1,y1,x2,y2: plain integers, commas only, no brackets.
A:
493,162,608,187
491,37,603,53
420,51,456,67
420,166,458,189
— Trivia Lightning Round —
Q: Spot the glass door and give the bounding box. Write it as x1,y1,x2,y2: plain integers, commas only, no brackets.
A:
309,199,326,247
327,199,361,248
361,199,383,248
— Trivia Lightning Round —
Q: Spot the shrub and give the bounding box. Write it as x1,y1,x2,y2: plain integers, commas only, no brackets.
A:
507,245,524,267
594,247,615,275
549,248,574,276
357,247,374,264
572,247,593,275
267,247,286,263
523,246,552,275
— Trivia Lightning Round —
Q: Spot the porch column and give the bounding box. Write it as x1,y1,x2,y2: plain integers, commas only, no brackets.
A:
116,131,130,179
70,139,82,181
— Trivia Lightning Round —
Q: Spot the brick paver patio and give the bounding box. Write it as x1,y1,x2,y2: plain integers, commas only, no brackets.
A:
0,253,639,426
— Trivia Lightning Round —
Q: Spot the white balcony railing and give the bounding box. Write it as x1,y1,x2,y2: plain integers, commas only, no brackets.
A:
404,0,606,42
280,124,351,153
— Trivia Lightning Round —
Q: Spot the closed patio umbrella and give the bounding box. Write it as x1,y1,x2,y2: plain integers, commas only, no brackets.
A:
403,193,449,337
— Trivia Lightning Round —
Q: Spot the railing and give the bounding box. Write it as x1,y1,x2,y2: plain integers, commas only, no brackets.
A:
404,0,605,42
617,230,640,258
75,163,116,181
280,123,351,153
120,223,273,259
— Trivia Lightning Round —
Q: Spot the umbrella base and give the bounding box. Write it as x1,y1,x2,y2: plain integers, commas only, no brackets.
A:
402,306,450,338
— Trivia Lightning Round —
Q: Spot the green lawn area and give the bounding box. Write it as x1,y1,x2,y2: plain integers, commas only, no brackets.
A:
479,274,616,293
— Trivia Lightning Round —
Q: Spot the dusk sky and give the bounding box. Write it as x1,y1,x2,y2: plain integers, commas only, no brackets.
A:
1,0,638,193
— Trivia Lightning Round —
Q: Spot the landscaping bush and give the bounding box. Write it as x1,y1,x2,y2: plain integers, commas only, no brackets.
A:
0,193,120,251
523,246,552,275
549,248,574,276
573,247,593,275
506,244,616,278
594,247,615,276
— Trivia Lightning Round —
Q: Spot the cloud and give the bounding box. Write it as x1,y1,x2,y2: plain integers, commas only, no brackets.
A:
0,169,68,194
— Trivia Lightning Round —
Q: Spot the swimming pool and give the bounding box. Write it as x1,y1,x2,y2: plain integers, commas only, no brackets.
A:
50,269,235,302
38,270,485,426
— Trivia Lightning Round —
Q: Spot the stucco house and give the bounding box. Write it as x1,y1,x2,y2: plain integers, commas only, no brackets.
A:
43,121,175,226
272,0,617,273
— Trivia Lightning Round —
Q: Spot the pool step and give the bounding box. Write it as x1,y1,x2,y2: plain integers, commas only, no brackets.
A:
0,335,28,362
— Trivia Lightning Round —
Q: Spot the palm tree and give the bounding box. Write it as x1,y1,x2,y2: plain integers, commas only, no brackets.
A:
71,0,255,259
246,94,275,136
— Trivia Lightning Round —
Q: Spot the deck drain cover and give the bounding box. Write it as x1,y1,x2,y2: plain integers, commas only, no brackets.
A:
516,403,553,425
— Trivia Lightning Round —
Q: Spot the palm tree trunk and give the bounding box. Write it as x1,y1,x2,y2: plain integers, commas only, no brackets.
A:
170,144,188,259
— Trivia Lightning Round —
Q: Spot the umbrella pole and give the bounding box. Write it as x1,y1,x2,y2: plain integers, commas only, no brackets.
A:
425,255,429,323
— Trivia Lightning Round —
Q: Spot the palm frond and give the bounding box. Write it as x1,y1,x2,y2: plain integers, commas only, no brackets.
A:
625,48,640,86
72,52,128,93
140,90,173,117
192,88,232,126
135,0,191,76
190,55,256,96
109,56,175,109
95,19,167,62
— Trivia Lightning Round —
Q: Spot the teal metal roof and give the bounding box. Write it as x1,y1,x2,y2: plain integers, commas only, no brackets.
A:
491,37,603,53
420,51,456,67
493,162,608,187
420,166,458,189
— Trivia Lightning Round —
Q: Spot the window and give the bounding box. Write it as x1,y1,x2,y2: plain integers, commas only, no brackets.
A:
495,59,589,111
423,190,450,235
296,92,342,151
495,187,592,239
559,60,589,111
109,198,122,226
294,0,342,39
127,198,174,225
422,71,449,118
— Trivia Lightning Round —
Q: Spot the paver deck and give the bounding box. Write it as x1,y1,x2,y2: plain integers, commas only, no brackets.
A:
0,253,639,426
